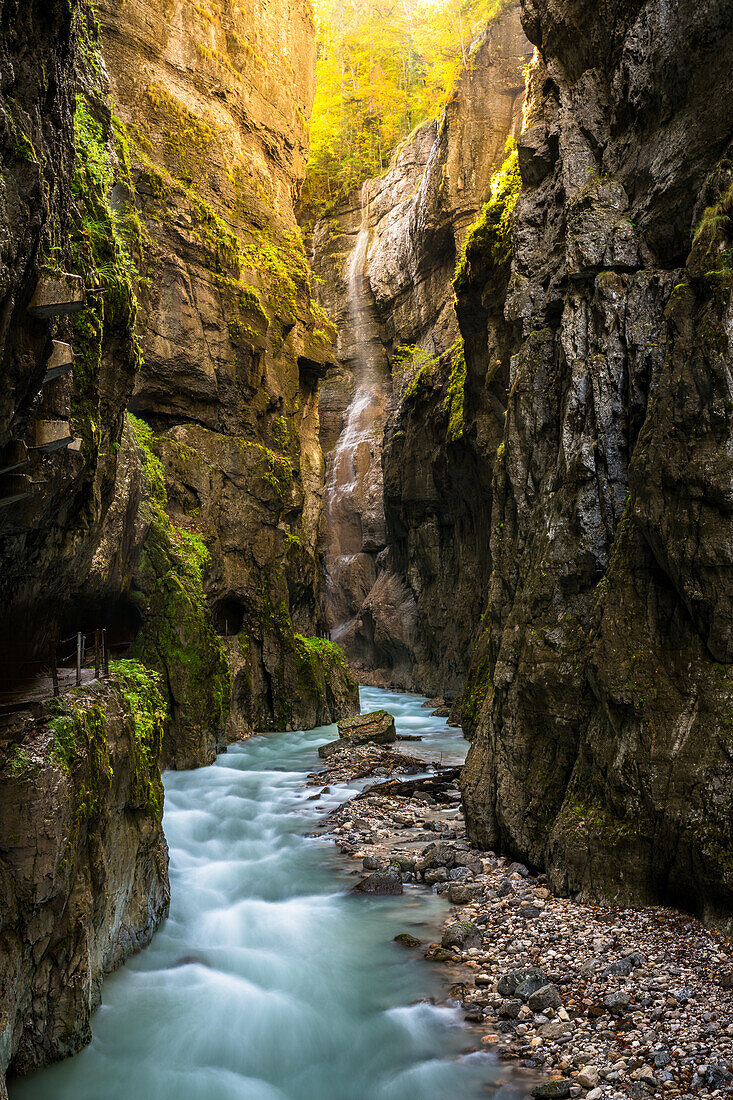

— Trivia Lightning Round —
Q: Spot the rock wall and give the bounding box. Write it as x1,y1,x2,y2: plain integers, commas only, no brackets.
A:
0,0,143,667
96,0,358,741
0,667,170,1095
0,8,169,1095
311,6,531,693
461,0,733,928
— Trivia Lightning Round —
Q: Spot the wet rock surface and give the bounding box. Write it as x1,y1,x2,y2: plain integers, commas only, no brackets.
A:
338,709,397,743
94,0,358,745
0,676,169,1093
316,748,733,1099
0,0,353,1093
460,0,733,927
0,1,143,664
319,708,397,758
311,0,733,928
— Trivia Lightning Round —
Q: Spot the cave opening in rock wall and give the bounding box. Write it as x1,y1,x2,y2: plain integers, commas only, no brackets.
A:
211,596,245,637
57,598,144,657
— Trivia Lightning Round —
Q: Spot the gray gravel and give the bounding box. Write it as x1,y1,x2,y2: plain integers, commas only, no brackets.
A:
318,756,733,1100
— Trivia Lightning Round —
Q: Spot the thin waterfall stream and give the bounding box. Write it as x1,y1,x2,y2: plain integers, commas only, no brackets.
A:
321,184,390,643
11,689,528,1100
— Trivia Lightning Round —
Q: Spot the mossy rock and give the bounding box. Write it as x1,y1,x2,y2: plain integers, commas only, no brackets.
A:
128,415,231,769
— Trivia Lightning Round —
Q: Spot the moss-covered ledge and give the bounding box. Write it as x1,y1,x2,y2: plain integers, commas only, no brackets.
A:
127,414,231,770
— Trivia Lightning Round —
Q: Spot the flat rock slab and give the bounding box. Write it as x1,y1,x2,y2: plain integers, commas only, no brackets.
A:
337,709,396,745
317,739,343,759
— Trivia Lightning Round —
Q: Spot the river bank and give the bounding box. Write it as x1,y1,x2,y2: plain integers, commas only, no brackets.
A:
317,697,733,1100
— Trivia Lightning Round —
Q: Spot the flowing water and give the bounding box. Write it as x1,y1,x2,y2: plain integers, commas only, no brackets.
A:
320,184,390,639
12,689,527,1100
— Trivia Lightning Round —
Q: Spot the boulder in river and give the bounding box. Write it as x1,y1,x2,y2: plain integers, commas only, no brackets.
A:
319,709,397,758
394,933,421,948
352,865,403,896
337,710,396,745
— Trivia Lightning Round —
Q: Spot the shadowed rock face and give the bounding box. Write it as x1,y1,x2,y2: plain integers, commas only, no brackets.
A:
311,6,532,693
0,1,354,1092
0,0,356,756
461,0,733,928
0,1,144,666
0,9,168,1094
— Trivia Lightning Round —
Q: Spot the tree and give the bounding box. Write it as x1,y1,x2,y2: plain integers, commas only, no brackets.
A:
300,0,513,220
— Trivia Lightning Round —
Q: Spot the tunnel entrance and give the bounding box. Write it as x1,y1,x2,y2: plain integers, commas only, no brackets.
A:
58,598,143,657
212,597,245,637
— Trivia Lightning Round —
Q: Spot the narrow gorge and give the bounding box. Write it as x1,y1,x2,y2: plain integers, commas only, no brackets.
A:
1,0,732,1096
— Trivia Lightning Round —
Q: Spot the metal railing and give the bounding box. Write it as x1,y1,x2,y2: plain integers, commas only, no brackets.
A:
48,629,110,695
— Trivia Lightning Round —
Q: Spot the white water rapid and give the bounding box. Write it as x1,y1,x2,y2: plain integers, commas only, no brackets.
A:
11,689,528,1100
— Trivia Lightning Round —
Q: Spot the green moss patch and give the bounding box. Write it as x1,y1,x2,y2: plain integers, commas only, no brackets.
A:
444,338,467,443
294,634,354,680
119,99,331,356
44,664,166,820
461,626,493,738
128,415,231,763
691,179,733,281
69,79,142,457
394,344,441,402
454,140,520,296
292,634,357,712
110,660,167,814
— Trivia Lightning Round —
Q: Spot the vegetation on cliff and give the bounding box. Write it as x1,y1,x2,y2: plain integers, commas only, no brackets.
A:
128,415,231,767
43,662,165,820
303,0,514,215
69,9,142,459
453,139,520,294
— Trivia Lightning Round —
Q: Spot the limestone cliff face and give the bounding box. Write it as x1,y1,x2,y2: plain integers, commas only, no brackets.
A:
0,669,169,1094
0,9,168,1095
97,0,358,741
461,0,733,928
311,7,531,692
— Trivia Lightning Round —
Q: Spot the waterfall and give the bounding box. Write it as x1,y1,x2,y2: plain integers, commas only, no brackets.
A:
347,183,378,383
321,183,388,647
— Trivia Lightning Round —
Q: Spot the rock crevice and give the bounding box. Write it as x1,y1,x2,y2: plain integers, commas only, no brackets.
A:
311,4,531,695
